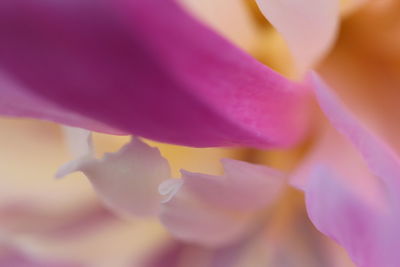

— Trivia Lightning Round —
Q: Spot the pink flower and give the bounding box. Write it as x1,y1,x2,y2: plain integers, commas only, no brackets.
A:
1,0,399,267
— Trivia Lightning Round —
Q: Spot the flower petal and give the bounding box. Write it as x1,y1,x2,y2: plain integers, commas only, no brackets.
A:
61,127,93,159
0,243,83,267
57,138,171,217
311,73,400,201
305,165,381,267
255,0,339,73
302,74,400,267
0,72,124,135
182,159,286,212
160,159,285,247
160,194,254,248
0,0,311,148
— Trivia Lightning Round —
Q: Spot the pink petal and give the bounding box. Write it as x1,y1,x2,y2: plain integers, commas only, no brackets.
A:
311,73,400,201
302,73,400,267
291,125,386,206
159,159,285,247
0,0,311,148
140,239,251,267
159,185,255,248
0,245,83,267
255,0,339,73
182,159,286,212
57,138,171,217
305,165,381,267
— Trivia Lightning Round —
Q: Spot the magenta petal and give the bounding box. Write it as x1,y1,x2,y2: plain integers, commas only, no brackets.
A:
0,0,310,148
0,73,125,134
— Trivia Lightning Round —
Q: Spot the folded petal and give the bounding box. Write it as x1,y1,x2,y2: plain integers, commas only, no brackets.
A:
57,138,171,217
0,0,311,148
255,0,339,73
160,159,285,247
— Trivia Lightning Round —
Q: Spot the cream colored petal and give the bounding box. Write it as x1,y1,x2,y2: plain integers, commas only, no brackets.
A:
255,0,340,74
57,138,171,217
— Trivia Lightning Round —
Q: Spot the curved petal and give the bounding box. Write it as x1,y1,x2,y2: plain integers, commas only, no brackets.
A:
311,73,400,201
0,0,311,148
57,138,171,217
255,0,339,73
160,190,255,248
182,159,286,212
159,159,285,247
301,74,400,267
305,165,381,267
0,73,124,135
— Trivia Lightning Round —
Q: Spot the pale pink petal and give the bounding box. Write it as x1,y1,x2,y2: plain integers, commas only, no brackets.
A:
160,186,255,248
291,125,386,208
160,159,285,247
159,179,184,204
255,0,339,73
305,165,381,267
0,244,83,267
0,201,115,239
139,238,251,267
57,138,171,217
182,159,286,211
302,74,400,267
311,73,400,201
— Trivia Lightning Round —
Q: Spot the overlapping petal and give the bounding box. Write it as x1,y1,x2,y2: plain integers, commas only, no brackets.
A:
0,0,311,148
255,0,339,73
302,74,400,267
160,159,285,247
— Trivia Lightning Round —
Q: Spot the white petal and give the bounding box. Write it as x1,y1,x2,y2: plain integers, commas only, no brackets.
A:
62,126,93,158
